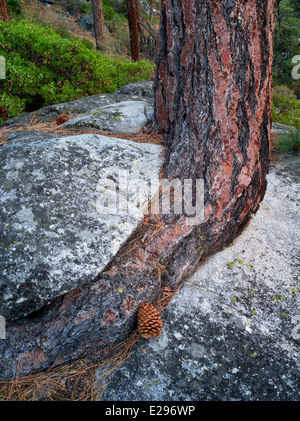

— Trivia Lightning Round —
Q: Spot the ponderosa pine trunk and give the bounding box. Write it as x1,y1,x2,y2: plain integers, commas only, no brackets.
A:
0,0,276,381
92,0,105,51
154,0,275,250
126,0,141,61
0,0,9,22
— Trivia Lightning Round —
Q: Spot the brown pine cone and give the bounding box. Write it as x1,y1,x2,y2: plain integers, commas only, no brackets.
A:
56,114,70,125
137,302,163,339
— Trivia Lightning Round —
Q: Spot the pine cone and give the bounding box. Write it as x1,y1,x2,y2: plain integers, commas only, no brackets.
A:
56,114,70,125
137,302,163,339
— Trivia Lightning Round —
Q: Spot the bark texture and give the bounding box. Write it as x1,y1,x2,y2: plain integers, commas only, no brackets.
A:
92,0,105,50
126,0,141,61
0,0,9,22
0,0,276,380
154,0,276,248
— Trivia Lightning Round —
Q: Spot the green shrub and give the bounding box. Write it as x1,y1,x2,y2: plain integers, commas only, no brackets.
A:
0,20,155,120
272,96,300,129
55,26,73,40
274,128,300,154
79,2,92,15
80,38,94,50
273,85,297,100
7,0,22,17
272,84,300,129
64,0,92,16
106,11,127,30
0,92,27,121
103,0,127,16
103,4,120,21
105,14,130,55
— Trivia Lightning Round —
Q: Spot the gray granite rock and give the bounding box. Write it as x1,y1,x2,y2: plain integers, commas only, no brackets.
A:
78,14,95,36
271,123,297,135
0,131,164,321
62,100,152,134
0,82,154,128
97,156,300,401
1,95,153,128
115,81,154,98
77,14,108,38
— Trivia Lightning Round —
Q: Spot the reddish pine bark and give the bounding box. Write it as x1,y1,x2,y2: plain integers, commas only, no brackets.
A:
0,0,9,22
126,0,141,61
0,0,276,380
92,0,105,51
154,0,276,251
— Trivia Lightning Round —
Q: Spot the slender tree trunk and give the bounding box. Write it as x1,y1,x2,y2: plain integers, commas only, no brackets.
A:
0,0,276,381
126,0,141,61
92,0,105,51
0,0,9,22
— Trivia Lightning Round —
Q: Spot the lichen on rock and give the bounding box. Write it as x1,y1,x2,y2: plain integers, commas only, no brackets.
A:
0,131,164,321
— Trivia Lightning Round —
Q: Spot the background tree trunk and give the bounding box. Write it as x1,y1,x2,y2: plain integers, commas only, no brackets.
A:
126,0,141,61
92,0,105,51
0,0,9,22
0,0,276,380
